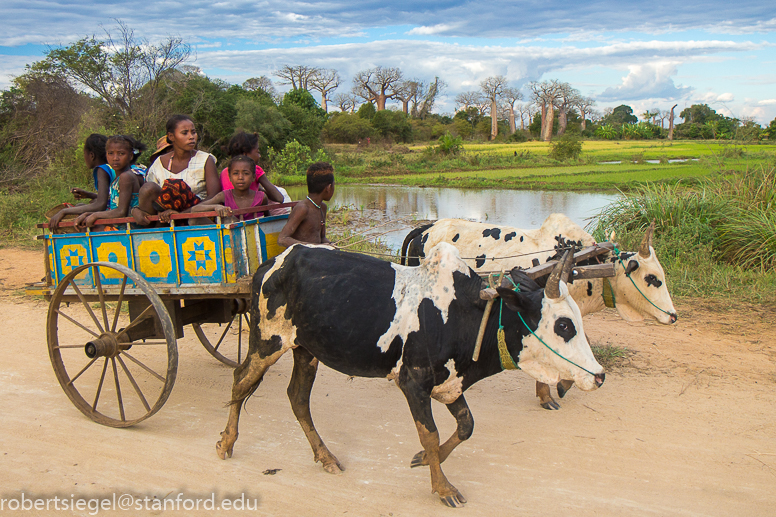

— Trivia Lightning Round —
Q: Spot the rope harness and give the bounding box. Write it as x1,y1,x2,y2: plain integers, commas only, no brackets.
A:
611,245,673,316
492,274,598,376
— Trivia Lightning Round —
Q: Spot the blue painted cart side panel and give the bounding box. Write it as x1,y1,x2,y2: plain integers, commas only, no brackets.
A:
175,228,223,284
45,213,289,288
132,230,178,285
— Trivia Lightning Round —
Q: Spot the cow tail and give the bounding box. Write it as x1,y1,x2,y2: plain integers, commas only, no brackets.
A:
400,223,433,265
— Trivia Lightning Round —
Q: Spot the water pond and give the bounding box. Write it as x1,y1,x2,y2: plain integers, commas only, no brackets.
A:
285,184,618,250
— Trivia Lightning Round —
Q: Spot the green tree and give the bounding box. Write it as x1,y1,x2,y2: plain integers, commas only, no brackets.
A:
764,117,776,140
321,112,374,143
602,105,638,126
371,110,412,142
679,104,718,125
279,89,327,149
357,102,376,120
34,21,190,133
234,98,292,155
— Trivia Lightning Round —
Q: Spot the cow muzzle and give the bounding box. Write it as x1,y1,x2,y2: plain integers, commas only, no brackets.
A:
594,373,605,388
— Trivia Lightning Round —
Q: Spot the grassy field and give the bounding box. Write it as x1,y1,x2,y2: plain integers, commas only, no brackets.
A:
281,140,776,191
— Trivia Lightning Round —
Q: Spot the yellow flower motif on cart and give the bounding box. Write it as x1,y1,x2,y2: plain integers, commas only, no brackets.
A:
137,239,173,279
95,242,128,278
182,236,217,277
59,244,88,275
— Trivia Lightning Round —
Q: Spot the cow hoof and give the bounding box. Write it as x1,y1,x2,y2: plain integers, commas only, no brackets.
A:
557,380,574,399
439,490,467,508
540,400,561,410
321,459,345,474
410,451,427,468
216,440,233,460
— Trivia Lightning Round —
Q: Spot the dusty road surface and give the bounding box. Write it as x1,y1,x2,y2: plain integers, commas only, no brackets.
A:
0,247,774,516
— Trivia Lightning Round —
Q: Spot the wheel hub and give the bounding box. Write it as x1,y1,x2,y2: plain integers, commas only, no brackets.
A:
85,333,130,359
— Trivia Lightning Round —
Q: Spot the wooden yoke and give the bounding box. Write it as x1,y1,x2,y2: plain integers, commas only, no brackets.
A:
521,242,615,280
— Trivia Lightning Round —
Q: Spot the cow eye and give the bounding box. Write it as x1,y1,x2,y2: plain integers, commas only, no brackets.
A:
644,274,662,288
554,317,577,343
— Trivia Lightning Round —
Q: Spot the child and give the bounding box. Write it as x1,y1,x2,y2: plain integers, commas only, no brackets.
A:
222,132,283,200
190,155,272,223
278,162,335,247
73,135,147,229
48,134,111,229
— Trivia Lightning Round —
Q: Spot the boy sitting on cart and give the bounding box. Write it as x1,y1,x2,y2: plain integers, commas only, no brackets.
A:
278,162,335,247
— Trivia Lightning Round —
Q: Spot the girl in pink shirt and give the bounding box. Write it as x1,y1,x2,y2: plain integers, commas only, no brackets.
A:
221,132,284,203
192,156,274,222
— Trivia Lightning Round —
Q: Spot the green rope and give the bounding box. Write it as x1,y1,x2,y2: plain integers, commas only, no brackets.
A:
612,245,672,316
495,273,597,376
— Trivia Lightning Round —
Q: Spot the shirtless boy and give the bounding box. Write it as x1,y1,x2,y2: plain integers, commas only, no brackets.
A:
278,162,335,247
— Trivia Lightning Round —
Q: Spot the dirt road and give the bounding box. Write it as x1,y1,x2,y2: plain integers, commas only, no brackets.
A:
0,247,774,516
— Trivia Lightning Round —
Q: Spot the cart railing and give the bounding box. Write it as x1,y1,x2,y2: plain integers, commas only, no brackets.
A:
37,202,299,230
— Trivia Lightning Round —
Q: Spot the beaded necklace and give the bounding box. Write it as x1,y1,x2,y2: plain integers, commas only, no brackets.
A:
307,196,325,227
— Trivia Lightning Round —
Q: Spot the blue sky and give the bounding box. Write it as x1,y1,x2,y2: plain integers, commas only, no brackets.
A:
1,1,775,123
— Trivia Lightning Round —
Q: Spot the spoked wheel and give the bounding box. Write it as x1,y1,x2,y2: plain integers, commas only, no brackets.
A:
47,262,178,427
192,302,249,368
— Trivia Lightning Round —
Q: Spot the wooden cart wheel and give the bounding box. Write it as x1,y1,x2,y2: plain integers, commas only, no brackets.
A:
47,262,178,427
192,310,250,368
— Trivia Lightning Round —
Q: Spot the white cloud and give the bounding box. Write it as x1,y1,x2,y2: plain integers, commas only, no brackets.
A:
759,99,776,105
407,24,457,35
595,62,693,101
0,54,34,89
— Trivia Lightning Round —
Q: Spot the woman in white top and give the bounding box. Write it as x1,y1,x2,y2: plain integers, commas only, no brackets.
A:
132,115,219,225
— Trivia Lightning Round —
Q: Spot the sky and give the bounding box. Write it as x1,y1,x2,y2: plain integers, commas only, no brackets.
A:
1,1,775,124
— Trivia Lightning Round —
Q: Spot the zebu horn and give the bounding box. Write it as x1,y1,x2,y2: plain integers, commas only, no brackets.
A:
560,247,575,284
639,222,655,258
545,250,571,300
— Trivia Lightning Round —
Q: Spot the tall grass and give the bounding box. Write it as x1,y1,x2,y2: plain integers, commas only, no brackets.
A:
589,165,776,303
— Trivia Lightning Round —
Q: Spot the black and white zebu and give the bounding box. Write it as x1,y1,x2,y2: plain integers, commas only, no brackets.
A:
400,214,677,409
216,243,604,507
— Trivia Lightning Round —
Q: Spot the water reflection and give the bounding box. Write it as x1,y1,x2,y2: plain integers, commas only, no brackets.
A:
285,185,618,249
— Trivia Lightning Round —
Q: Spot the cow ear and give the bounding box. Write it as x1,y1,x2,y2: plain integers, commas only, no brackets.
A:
496,287,530,312
625,259,640,275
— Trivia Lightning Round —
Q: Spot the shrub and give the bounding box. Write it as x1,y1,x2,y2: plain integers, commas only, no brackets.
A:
548,134,582,161
371,110,412,143
595,124,618,140
321,113,374,144
267,140,330,176
435,132,463,155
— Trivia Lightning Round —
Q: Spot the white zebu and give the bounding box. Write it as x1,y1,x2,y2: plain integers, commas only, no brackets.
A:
401,214,678,409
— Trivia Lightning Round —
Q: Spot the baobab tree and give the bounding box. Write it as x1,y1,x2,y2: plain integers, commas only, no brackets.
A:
668,104,678,140
455,91,485,112
309,68,340,112
529,80,563,141
551,82,582,136
243,76,276,95
501,87,523,134
515,102,533,131
414,77,446,119
394,79,423,114
275,64,319,90
352,66,403,110
575,96,596,131
332,92,358,113
656,109,669,128
480,75,508,140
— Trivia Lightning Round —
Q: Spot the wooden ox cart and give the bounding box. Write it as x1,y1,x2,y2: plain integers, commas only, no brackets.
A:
26,205,295,428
